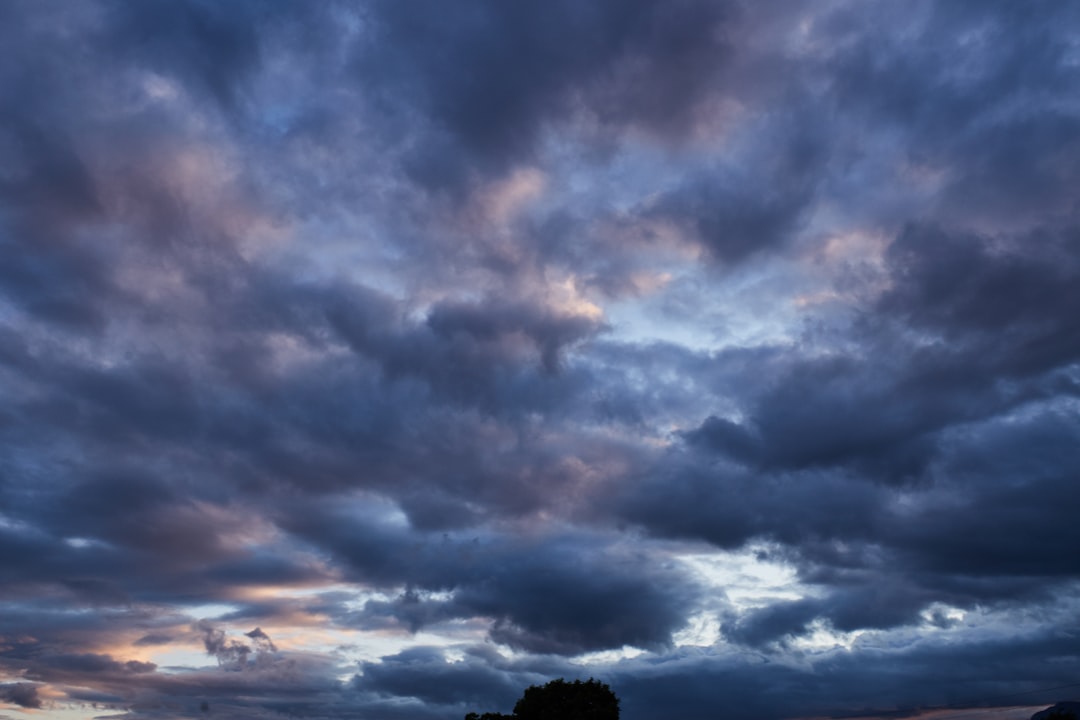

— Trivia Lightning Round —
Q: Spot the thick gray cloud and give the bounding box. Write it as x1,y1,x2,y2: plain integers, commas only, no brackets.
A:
2,1,1079,719
354,0,736,185
0,684,41,710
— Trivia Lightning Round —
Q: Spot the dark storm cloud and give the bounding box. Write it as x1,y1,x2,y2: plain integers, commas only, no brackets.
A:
28,653,156,681
0,6,158,331
617,451,886,550
623,388,1080,645
643,110,828,264
0,683,41,710
677,224,1080,484
721,581,941,647
354,645,533,709
284,504,698,654
0,0,340,338
326,287,605,391
101,0,267,110
356,0,734,184
879,224,1080,377
613,626,1080,720
678,356,953,483
820,0,1080,228
884,408,1080,582
622,194,1080,637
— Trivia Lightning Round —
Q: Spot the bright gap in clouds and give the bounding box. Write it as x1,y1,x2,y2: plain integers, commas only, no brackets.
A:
679,546,808,612
604,265,806,353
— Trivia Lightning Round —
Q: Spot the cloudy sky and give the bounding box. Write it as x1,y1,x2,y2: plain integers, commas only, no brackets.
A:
2,1,1080,718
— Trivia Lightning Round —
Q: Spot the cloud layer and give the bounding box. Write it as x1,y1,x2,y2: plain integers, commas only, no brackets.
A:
2,1,1079,719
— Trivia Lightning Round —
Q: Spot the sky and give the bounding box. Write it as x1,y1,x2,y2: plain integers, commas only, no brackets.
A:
1,1,1079,719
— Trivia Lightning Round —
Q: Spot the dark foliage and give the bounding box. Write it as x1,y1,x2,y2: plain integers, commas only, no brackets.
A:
466,678,619,720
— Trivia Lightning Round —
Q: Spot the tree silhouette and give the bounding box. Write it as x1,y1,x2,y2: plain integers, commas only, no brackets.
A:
466,678,619,720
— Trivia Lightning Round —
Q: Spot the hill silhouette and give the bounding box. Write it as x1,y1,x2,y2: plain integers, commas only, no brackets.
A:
1032,702,1080,720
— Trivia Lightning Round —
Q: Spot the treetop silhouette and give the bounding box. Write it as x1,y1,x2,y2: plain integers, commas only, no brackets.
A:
465,678,619,720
